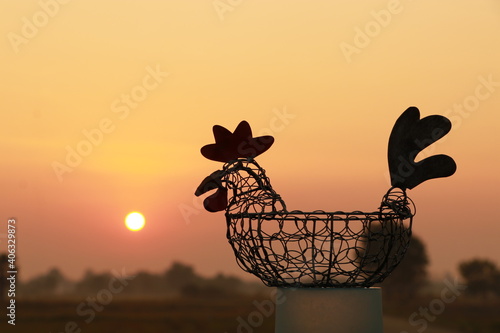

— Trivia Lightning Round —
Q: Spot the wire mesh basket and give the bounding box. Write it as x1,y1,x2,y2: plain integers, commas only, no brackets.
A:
196,108,456,288
227,196,413,288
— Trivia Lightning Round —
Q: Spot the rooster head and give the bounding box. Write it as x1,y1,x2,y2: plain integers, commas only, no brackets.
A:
195,121,274,212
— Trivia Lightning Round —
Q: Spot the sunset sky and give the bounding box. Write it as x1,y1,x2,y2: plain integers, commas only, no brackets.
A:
0,0,499,282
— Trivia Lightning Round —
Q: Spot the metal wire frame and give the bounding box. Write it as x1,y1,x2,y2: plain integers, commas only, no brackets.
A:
220,158,414,288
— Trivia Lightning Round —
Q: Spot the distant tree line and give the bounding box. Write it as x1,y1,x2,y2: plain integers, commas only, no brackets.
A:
365,232,500,300
13,262,265,300
459,258,500,298
1,240,499,300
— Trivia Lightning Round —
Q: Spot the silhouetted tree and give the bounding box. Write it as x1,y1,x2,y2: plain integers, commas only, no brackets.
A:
459,258,500,298
359,220,428,298
74,269,112,295
208,273,244,294
126,271,167,296
22,267,69,296
181,273,246,299
0,254,8,303
382,235,429,298
164,262,201,290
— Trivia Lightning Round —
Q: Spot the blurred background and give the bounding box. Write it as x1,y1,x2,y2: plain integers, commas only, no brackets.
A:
0,0,499,332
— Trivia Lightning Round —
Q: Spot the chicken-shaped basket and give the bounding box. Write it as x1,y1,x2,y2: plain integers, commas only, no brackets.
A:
195,107,456,287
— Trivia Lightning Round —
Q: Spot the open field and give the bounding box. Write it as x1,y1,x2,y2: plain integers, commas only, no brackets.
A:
0,297,498,332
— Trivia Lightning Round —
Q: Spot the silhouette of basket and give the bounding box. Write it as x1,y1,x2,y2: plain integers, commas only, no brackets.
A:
226,189,414,288
196,107,457,287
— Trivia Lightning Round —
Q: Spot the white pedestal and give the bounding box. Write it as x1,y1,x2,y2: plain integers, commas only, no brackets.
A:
275,287,383,333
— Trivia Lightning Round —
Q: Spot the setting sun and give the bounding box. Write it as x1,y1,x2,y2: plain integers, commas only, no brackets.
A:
125,212,146,231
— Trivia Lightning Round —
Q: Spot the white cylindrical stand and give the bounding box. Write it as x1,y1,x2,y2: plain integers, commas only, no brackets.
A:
275,287,383,333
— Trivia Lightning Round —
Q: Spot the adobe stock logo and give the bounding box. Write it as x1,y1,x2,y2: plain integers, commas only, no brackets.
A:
213,0,244,21
49,268,135,333
226,288,291,333
401,277,466,333
340,0,408,63
51,64,169,182
7,0,72,54
444,74,499,130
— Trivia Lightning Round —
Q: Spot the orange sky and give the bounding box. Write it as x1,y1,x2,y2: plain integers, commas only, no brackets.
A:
0,0,499,282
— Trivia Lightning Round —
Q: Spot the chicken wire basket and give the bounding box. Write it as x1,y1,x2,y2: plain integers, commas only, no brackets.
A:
227,211,413,287
196,107,455,288
226,187,414,288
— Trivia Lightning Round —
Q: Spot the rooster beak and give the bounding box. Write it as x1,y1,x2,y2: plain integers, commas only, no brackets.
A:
195,170,228,212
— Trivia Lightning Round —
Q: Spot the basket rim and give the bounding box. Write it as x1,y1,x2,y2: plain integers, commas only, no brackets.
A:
227,210,407,220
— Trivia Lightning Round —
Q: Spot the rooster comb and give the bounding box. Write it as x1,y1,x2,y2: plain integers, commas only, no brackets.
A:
200,121,274,162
